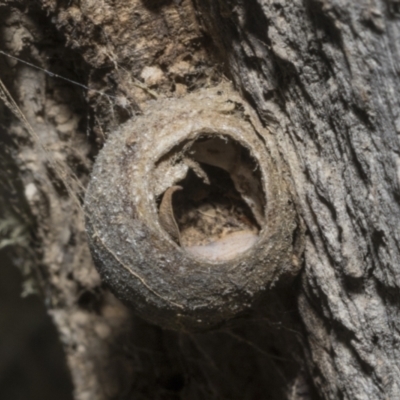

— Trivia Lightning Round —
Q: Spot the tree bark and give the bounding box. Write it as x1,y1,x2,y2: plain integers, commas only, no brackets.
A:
1,0,400,399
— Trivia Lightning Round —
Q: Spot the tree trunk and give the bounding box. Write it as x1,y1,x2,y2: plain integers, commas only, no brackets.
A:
1,0,400,399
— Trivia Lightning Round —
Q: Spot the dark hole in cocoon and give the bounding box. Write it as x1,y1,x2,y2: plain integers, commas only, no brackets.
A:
156,135,266,261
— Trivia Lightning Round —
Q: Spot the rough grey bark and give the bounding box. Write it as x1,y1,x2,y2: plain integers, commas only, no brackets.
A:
194,0,400,398
1,0,399,399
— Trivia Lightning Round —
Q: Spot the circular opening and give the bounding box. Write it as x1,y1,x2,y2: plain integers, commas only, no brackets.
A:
155,135,265,261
